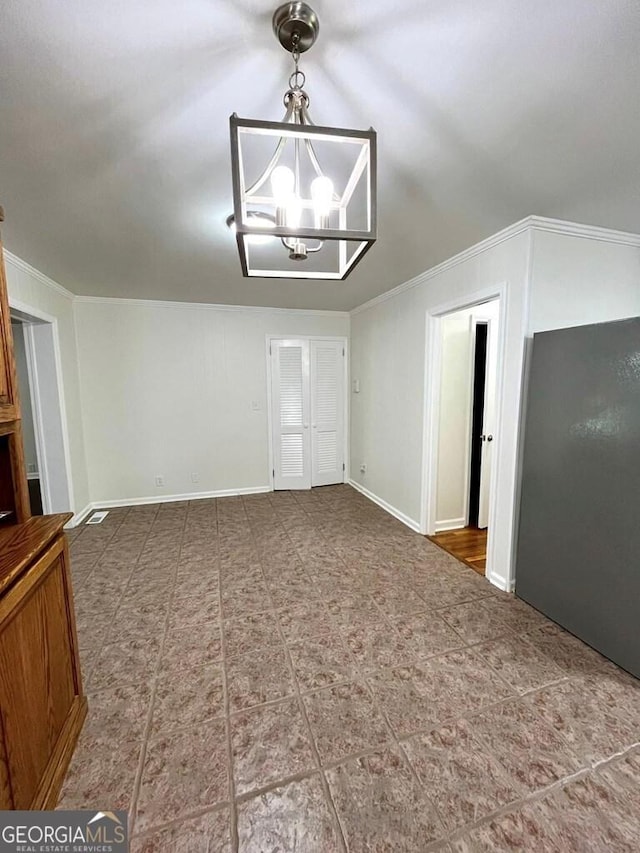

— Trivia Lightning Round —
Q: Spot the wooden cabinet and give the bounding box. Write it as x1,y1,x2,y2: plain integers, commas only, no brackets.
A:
0,204,86,807
0,426,30,526
0,237,18,424
0,517,86,808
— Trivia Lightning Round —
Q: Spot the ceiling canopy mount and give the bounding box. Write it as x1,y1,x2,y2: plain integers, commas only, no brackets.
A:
272,2,320,54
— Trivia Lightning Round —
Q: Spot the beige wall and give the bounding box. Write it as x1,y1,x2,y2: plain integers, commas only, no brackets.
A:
5,253,90,517
74,299,349,504
529,230,640,333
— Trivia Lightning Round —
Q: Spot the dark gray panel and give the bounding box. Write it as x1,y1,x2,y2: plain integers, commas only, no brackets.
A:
516,317,640,678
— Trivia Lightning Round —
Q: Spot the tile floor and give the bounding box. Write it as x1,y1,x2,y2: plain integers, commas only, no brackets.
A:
59,486,640,851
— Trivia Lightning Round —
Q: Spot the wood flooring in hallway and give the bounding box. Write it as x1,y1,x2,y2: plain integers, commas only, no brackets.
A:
428,526,488,574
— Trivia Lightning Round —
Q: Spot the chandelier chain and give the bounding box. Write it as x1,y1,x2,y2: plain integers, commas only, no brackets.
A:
288,31,306,92
291,30,300,63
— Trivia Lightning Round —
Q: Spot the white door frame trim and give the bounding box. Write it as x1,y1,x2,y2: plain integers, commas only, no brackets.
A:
420,283,508,583
9,298,76,515
266,335,349,491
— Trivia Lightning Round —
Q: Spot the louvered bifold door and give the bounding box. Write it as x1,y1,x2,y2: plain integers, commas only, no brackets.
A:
272,340,311,490
310,340,345,487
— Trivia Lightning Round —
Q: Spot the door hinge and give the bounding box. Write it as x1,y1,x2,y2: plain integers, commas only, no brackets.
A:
342,463,345,471
269,344,272,355
272,469,275,477
342,347,345,356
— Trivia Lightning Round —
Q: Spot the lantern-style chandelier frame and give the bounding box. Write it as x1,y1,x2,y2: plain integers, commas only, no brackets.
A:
229,2,377,280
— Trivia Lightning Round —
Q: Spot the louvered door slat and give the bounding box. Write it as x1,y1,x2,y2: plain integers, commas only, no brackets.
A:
315,347,339,422
272,341,311,490
280,434,305,476
316,432,338,473
279,347,304,426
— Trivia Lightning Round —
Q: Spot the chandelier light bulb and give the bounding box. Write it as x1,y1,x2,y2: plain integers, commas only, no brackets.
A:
286,195,303,229
271,165,295,203
311,176,333,217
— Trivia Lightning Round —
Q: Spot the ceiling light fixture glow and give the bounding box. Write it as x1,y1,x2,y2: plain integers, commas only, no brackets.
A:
229,2,377,280
226,211,276,246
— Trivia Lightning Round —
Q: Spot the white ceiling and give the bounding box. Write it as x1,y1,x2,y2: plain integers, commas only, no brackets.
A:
1,0,639,311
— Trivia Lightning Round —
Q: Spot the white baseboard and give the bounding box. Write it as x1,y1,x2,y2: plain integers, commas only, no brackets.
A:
433,517,466,533
487,571,516,593
348,480,422,533
67,503,94,528
86,485,273,513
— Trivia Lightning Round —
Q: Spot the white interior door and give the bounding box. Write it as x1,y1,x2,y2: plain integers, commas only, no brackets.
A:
310,340,345,487
478,317,497,528
271,340,311,490
271,337,346,491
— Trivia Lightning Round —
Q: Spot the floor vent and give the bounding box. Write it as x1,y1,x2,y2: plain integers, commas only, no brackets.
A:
86,511,109,525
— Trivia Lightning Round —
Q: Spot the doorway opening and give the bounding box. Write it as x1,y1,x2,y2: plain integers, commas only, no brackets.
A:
468,321,488,529
11,318,43,514
9,304,74,516
425,297,501,576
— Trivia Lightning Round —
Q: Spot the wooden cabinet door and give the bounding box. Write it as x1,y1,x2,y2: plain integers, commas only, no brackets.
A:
0,538,77,808
0,713,13,808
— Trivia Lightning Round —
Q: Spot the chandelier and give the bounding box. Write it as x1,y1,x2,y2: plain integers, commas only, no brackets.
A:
229,2,377,280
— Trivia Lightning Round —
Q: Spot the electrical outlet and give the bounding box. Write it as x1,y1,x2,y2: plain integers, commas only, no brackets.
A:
191,472,200,483
251,400,261,411
360,463,367,474
155,475,165,487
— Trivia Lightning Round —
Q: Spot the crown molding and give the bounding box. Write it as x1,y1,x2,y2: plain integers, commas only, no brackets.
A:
527,215,640,246
3,250,76,301
351,215,640,316
350,217,533,316
3,251,347,317
6,214,639,318
73,294,350,318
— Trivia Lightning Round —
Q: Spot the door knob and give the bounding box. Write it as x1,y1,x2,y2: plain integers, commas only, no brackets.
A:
487,434,493,442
